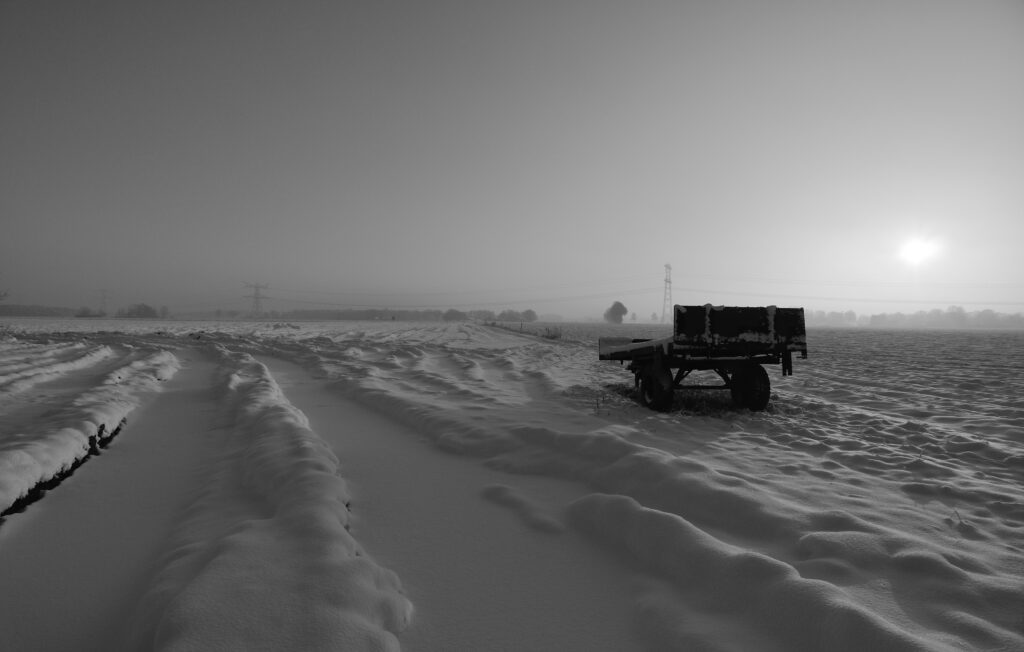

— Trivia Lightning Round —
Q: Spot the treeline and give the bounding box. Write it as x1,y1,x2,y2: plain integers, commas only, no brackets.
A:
867,307,1023,330
0,304,76,317
808,307,1024,330
0,303,172,318
279,308,539,322
75,304,170,318
806,310,860,327
444,308,538,322
114,303,170,319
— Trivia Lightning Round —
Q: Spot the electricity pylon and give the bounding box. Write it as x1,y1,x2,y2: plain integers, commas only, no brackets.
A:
244,283,269,315
661,264,672,323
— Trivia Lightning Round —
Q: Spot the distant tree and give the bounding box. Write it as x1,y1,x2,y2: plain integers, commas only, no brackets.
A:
159,305,170,319
604,301,628,324
651,312,658,322
443,308,468,321
521,309,538,322
117,303,159,318
946,305,968,328
497,309,523,322
468,309,496,321
630,312,637,322
975,309,998,328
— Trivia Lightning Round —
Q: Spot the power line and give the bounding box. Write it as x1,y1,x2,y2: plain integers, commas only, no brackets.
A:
243,282,269,314
679,273,1024,291
266,286,662,311
202,272,1024,315
673,285,1024,307
267,273,660,299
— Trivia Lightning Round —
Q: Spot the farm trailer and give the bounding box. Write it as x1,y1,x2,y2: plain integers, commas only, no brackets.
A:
598,304,808,411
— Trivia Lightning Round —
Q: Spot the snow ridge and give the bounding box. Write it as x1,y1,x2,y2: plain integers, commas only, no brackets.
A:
0,348,179,514
247,324,1024,651
130,346,412,652
0,342,114,394
569,493,939,651
7,322,1020,651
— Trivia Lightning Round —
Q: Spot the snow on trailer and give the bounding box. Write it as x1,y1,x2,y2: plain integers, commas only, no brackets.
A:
599,304,808,411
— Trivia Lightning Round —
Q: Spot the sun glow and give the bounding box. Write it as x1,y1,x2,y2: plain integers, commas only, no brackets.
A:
898,237,942,267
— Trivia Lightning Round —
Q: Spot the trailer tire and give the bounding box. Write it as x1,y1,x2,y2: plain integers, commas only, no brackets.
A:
639,367,674,412
731,364,770,411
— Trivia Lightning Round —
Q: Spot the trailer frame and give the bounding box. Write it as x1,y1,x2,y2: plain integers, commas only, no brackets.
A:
599,305,808,411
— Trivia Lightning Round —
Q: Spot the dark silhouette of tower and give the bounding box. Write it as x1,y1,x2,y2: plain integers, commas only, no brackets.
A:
661,264,672,323
244,283,269,315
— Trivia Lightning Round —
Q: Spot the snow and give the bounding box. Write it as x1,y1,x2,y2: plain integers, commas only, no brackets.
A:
0,340,114,394
0,353,226,651
1,319,1022,651
0,344,179,514
263,355,642,650
129,344,412,651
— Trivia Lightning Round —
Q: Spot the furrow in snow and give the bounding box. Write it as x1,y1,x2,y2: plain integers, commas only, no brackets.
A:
0,342,115,394
129,344,412,652
0,349,180,514
0,340,84,368
569,494,947,652
245,327,1024,651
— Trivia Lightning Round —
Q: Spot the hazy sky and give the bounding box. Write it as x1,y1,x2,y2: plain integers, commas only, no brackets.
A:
2,0,1022,319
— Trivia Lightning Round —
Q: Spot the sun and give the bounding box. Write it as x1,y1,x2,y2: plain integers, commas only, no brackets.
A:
898,237,942,267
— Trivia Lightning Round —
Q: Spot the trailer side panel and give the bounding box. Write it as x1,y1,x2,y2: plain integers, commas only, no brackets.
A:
673,305,807,357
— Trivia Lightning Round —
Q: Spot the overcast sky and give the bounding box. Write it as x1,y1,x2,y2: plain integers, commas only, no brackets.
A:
2,0,1022,319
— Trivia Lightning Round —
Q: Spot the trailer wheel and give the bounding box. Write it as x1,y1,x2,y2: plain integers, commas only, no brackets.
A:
639,367,674,411
730,364,770,411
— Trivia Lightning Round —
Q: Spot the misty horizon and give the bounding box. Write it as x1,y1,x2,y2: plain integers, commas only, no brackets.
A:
3,293,1023,332
2,1,1022,319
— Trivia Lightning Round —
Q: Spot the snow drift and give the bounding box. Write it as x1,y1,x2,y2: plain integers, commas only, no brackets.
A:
1,320,1021,651
127,344,412,651
0,344,178,514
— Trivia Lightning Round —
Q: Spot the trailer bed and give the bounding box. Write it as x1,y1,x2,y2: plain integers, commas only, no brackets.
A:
598,305,807,411
600,305,807,360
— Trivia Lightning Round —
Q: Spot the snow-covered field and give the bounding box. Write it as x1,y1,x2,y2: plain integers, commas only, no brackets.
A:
1,318,1022,651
